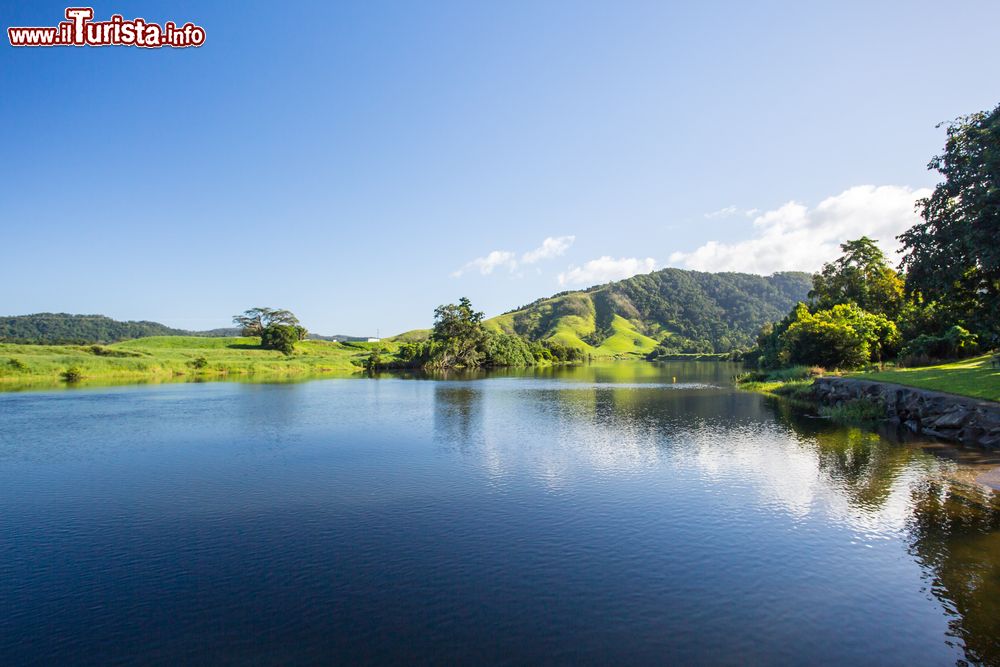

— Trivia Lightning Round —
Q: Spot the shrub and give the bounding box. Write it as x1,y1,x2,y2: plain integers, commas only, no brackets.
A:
61,366,83,382
260,324,299,355
758,303,900,370
87,345,140,358
483,332,535,367
395,341,431,365
189,356,209,370
899,325,979,364
7,358,27,371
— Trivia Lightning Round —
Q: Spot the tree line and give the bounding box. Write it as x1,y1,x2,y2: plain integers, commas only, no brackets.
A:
751,102,999,370
379,297,586,370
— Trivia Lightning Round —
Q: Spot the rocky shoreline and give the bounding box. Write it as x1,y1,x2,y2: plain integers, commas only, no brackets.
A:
810,377,1000,450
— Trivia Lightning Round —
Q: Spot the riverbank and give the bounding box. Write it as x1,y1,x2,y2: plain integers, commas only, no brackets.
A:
0,336,585,390
810,376,1000,449
852,354,1000,402
0,336,372,387
736,355,1000,449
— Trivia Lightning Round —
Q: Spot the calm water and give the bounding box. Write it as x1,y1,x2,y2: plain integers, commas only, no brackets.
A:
1,362,999,666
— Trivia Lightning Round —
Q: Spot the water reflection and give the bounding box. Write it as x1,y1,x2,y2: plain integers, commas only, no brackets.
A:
424,362,1000,665
1,361,999,665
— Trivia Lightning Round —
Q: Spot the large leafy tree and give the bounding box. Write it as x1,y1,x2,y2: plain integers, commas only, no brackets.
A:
431,297,486,367
759,302,900,369
809,237,905,318
898,103,1000,339
233,307,301,338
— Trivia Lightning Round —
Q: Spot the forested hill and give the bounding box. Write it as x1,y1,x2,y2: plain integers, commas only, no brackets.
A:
486,269,813,355
0,313,191,344
0,313,372,345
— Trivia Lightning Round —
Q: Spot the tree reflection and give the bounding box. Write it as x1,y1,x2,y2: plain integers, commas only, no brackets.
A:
769,397,1000,666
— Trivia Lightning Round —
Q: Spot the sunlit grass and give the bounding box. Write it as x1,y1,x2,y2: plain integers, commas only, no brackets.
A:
0,336,373,389
853,354,1000,402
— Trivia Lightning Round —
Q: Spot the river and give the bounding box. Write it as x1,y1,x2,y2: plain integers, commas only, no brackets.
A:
1,362,997,665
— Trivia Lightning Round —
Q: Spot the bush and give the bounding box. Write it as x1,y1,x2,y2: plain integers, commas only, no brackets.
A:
483,332,535,367
756,303,899,370
7,358,26,371
260,324,299,355
365,349,383,372
61,366,83,382
395,341,431,365
899,326,979,364
189,356,209,369
87,345,140,358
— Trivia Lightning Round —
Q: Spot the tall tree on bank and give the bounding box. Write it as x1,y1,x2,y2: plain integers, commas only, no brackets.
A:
809,237,905,318
898,103,1000,340
233,307,302,338
431,297,486,368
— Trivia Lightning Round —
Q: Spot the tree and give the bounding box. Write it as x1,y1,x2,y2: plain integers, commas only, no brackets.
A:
898,103,1000,339
809,237,905,318
482,331,535,367
233,307,301,337
430,297,486,368
260,324,299,355
764,302,900,370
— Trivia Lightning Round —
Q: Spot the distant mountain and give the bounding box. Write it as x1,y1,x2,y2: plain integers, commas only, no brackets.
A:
485,269,813,355
0,313,372,345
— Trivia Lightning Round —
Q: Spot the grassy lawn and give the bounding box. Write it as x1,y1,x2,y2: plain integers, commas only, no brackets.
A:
0,336,381,389
852,353,1000,402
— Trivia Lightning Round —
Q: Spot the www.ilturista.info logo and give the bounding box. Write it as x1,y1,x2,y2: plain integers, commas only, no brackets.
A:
8,7,205,48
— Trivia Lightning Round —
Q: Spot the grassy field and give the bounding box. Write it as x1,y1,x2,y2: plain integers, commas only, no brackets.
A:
852,354,1000,402
0,336,382,389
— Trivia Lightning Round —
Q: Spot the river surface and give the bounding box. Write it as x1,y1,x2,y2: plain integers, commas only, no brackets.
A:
1,362,998,665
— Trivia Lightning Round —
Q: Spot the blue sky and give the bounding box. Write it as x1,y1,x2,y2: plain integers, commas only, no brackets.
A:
1,1,997,335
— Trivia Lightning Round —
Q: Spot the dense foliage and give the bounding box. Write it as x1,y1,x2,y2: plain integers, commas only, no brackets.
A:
260,324,302,355
809,237,904,318
899,102,1000,342
430,297,487,368
387,298,586,369
751,102,999,371
0,313,189,344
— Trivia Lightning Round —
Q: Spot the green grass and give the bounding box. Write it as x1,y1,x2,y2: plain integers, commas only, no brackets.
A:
734,366,820,400
851,353,1000,402
591,315,659,356
0,336,377,389
819,399,886,424
388,329,431,343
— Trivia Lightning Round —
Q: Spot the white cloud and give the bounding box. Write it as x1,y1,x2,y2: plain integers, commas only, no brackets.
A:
672,185,931,274
451,250,517,277
521,235,575,264
704,205,760,219
705,205,739,219
452,236,576,278
557,256,657,287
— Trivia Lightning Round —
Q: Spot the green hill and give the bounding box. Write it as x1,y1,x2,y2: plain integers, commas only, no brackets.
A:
484,269,812,356
0,313,190,344
0,313,370,345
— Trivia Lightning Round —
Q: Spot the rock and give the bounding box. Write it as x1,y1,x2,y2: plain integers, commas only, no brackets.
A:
978,434,1000,449
804,377,1000,450
932,409,970,429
